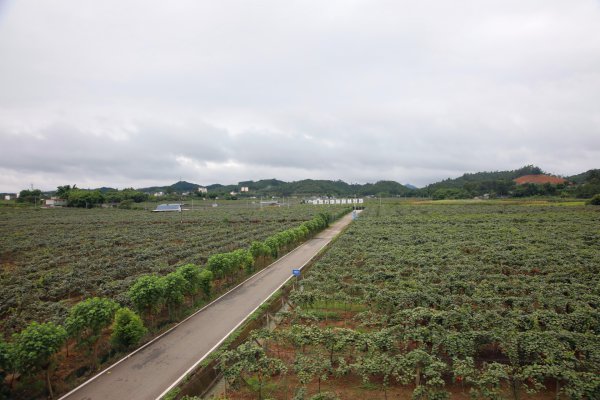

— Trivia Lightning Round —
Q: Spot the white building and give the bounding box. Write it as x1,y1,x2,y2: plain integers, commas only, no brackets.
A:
240,186,249,192
153,192,164,197
45,197,67,207
197,187,208,194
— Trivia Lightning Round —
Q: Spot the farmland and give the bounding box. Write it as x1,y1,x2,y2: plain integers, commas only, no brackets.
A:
220,201,600,399
0,204,347,336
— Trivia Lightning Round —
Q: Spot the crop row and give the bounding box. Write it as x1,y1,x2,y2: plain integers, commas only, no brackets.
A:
0,205,347,336
221,202,600,399
0,207,350,399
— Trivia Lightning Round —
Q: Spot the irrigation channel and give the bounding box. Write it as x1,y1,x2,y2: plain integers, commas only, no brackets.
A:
59,211,359,400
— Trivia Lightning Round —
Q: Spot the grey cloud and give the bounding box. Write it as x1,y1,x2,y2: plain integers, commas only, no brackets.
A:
0,0,599,191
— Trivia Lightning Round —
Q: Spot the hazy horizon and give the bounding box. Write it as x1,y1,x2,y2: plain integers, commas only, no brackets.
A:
1,1,599,192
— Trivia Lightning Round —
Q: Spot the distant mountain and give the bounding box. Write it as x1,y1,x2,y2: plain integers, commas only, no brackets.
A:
137,179,413,197
273,179,355,196
238,179,286,191
567,169,600,184
425,165,545,192
139,181,200,193
566,169,600,198
169,181,200,192
129,164,599,200
358,180,410,196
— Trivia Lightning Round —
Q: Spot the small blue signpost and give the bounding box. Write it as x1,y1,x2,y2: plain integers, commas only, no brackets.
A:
292,269,301,277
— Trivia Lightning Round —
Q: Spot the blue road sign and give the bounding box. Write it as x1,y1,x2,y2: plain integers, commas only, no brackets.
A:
292,269,301,277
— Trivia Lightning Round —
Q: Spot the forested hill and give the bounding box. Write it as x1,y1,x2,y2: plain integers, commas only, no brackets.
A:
140,179,413,197
425,165,544,191
262,179,411,196
566,169,600,184
565,169,600,198
133,165,599,199
422,165,600,199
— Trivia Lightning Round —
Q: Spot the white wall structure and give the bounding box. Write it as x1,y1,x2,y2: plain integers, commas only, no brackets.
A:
45,197,67,207
306,198,364,205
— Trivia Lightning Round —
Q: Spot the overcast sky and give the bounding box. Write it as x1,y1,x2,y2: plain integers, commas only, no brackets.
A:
1,0,599,191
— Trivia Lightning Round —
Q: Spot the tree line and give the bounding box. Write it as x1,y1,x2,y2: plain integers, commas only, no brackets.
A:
126,211,339,324
16,185,149,208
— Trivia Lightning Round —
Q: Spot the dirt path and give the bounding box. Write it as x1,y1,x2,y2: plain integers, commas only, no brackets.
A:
60,212,356,400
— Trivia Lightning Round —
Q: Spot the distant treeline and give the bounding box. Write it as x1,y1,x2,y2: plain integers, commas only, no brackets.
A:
140,165,600,200
17,185,148,208
12,165,600,205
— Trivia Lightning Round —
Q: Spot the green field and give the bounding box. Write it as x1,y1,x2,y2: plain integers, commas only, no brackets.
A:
0,205,345,336
221,201,600,399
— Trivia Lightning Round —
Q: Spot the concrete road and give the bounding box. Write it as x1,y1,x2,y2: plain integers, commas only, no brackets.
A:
60,212,355,400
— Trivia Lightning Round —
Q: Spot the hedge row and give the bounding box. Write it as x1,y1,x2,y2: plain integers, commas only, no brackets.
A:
127,210,349,324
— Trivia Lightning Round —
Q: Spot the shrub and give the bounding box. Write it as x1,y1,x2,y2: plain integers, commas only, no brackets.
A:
198,269,214,298
587,194,600,205
110,308,147,349
118,199,134,209
128,274,166,319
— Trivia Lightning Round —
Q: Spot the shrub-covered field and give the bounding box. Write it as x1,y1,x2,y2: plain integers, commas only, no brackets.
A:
220,201,600,399
0,205,345,336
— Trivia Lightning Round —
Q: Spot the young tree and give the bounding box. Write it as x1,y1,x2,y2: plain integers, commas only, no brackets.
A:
162,271,187,320
232,249,254,275
16,189,43,204
110,307,147,350
453,357,508,400
220,341,286,400
128,274,166,324
198,269,214,299
294,351,332,394
66,189,105,208
177,263,202,303
207,253,228,279
12,322,67,399
64,297,119,364
249,241,271,267
320,328,355,364
55,184,74,198
353,352,401,400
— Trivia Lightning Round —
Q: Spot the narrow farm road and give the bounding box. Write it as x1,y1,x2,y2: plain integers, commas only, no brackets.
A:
60,212,356,400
